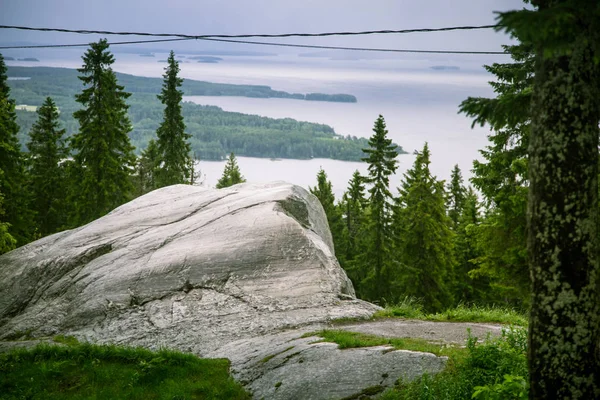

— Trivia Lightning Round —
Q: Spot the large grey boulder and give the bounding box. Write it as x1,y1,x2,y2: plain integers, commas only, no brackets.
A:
0,182,448,398
0,182,375,346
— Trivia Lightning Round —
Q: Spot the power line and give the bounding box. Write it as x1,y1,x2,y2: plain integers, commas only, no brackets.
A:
0,36,509,55
0,23,509,55
0,24,499,40
200,37,508,55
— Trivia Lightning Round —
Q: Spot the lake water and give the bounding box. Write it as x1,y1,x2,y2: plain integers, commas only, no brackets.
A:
6,51,502,197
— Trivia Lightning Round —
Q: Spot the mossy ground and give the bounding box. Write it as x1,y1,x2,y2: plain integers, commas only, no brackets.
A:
302,329,464,359
0,338,250,400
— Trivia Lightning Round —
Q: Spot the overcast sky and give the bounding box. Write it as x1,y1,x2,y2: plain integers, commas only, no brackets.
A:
1,0,526,54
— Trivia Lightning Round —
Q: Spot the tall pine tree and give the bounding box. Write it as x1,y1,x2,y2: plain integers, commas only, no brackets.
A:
70,39,136,225
360,115,398,302
339,170,368,295
27,97,69,236
134,139,160,196
0,53,34,248
446,164,466,230
310,168,343,260
459,44,533,306
451,186,491,304
394,143,454,312
0,171,16,254
216,153,246,189
156,50,192,187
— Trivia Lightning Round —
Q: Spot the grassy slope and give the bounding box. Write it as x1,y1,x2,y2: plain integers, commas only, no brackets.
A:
307,327,528,400
303,330,464,358
0,339,250,400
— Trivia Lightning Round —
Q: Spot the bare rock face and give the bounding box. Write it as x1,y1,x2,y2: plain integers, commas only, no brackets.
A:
0,182,375,346
0,182,447,399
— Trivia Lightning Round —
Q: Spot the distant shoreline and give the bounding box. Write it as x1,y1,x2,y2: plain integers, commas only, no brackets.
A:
7,65,358,103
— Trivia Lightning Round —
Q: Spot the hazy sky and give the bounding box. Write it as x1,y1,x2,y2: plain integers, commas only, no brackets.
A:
1,0,525,53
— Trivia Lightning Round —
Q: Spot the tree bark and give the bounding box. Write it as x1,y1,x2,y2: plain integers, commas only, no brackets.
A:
527,3,600,398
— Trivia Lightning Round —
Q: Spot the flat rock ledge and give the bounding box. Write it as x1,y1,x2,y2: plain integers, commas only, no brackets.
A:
0,182,488,399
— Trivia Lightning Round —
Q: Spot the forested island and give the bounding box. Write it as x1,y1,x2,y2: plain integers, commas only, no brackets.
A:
7,66,357,102
7,66,384,161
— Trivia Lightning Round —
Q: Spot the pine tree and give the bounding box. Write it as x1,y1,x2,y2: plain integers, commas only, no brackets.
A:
459,44,532,306
155,51,192,187
339,170,368,294
134,139,160,196
26,97,69,236
394,143,454,312
359,115,398,302
340,171,367,261
446,164,466,229
70,39,136,225
216,153,246,189
452,186,490,304
0,177,16,254
0,53,34,248
500,1,600,396
310,168,343,259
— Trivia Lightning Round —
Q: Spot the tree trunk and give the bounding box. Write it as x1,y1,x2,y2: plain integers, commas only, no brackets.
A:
527,5,600,397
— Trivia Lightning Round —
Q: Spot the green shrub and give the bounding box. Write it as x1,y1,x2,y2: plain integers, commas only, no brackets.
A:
380,327,528,400
472,375,528,400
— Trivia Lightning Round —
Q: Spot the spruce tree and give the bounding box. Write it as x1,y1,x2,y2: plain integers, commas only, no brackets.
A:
339,170,368,294
216,153,246,189
0,53,34,248
459,44,532,306
500,2,600,396
70,39,136,225
0,177,16,254
135,139,160,196
309,168,343,259
446,164,466,229
452,186,490,304
394,143,454,312
156,50,192,187
26,97,68,236
360,115,398,302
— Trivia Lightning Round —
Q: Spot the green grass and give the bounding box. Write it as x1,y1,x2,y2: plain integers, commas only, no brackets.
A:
372,298,528,327
379,327,528,399
303,323,529,399
302,330,464,358
0,342,250,400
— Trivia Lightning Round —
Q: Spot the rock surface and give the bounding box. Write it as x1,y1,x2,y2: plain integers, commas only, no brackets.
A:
0,182,470,399
336,319,503,344
210,328,447,400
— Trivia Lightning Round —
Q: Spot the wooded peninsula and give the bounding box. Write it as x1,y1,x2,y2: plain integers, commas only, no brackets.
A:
7,66,387,161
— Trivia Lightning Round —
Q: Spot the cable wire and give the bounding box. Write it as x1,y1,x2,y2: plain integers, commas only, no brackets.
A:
0,24,499,39
0,24,509,54
0,36,509,55
199,37,508,54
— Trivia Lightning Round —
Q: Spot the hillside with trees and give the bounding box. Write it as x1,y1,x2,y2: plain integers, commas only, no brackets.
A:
6,66,379,161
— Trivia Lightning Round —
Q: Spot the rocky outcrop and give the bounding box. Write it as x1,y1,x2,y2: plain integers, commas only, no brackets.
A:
0,182,450,399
